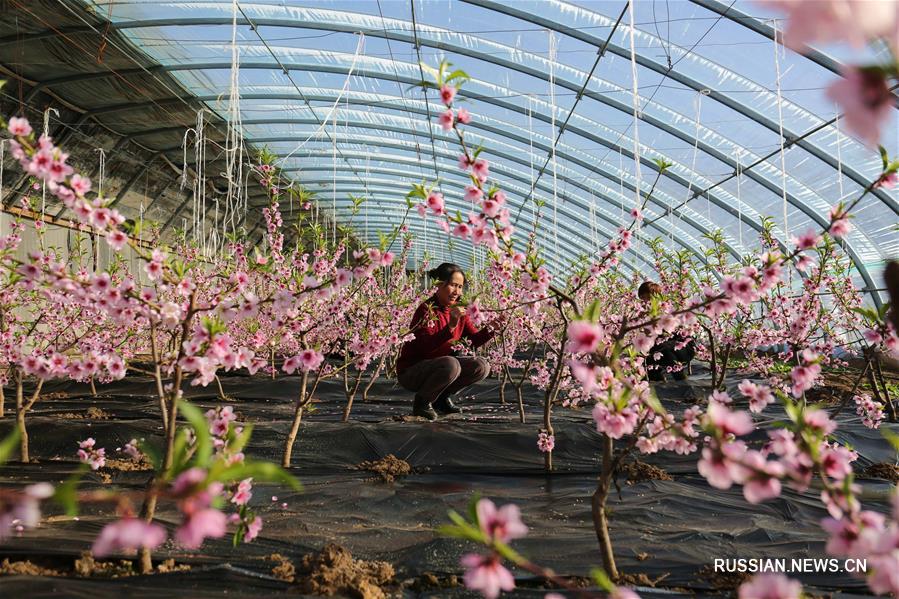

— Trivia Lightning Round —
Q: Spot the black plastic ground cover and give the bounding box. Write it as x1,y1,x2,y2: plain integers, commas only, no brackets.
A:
0,366,893,597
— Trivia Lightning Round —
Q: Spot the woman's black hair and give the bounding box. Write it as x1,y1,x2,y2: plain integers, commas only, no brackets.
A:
428,262,465,284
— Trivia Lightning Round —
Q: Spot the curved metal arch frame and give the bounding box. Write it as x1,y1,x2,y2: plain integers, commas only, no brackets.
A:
283,152,740,261
160,121,740,267
462,0,897,216
208,112,791,260
245,134,738,266
267,177,668,275
348,215,645,281
80,60,877,300
280,161,722,272
66,5,896,237
27,56,879,294
57,2,895,220
21,5,886,302
290,192,649,278
75,12,890,267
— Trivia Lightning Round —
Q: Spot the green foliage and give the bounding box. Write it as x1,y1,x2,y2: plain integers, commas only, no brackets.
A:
0,429,20,466
652,158,673,172
590,567,615,592
417,59,470,90
52,464,89,517
581,299,602,323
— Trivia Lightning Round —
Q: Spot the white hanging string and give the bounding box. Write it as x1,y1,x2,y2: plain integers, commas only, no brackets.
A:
772,22,789,241
527,94,537,236
223,0,245,250
94,148,106,198
685,91,703,208
548,30,559,266
835,114,845,201
41,108,58,216
619,146,624,221
194,110,207,247
627,1,642,226
364,154,369,241
332,108,337,246
735,148,743,249
277,33,366,167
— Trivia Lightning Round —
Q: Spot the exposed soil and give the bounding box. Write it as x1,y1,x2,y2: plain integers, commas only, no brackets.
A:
0,558,63,577
354,454,412,483
696,564,751,590
618,571,669,588
861,462,899,483
266,553,296,582
0,553,188,578
155,559,190,574
54,406,111,420
619,460,673,485
407,571,460,592
103,457,154,472
806,368,882,407
74,552,136,578
297,543,395,599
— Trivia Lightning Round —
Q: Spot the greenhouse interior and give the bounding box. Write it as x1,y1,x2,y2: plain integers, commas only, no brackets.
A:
0,0,898,597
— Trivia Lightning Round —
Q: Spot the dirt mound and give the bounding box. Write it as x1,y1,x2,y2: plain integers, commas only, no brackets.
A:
266,553,296,582
104,457,153,472
696,564,750,590
297,543,395,599
74,552,135,578
54,407,111,420
619,460,673,485
862,462,899,483
0,554,187,579
0,558,63,577
354,454,411,482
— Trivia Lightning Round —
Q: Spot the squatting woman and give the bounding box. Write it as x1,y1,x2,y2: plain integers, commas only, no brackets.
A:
396,262,499,420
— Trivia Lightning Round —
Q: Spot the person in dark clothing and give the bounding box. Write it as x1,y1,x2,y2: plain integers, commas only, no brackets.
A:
638,281,695,382
397,263,498,420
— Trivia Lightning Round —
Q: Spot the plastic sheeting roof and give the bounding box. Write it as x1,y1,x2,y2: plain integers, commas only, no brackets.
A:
44,1,899,303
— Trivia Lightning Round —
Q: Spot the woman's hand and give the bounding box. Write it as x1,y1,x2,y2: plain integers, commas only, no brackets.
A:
449,306,465,328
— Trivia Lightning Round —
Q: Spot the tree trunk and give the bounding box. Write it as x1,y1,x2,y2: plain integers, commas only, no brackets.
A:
342,369,364,422
0,382,5,419
715,344,732,390
873,356,896,422
89,377,97,397
832,359,870,418
138,380,182,574
15,374,28,463
706,328,717,391
150,324,168,430
867,363,895,422
591,434,619,580
362,354,386,402
498,369,508,404
271,347,276,380
543,356,566,472
515,385,525,424
214,375,227,401
283,371,309,467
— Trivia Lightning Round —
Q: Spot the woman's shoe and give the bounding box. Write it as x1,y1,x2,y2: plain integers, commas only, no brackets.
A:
412,395,439,421
434,394,463,415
